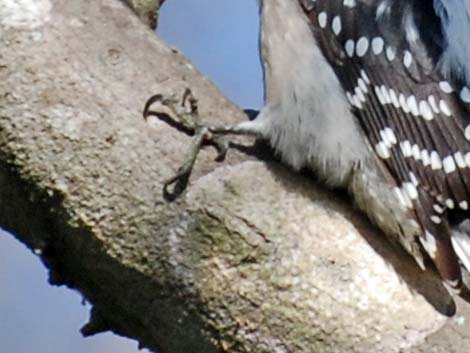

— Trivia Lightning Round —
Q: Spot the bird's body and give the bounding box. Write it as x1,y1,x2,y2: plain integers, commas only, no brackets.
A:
250,0,470,294
258,0,369,185
256,0,425,264
145,0,470,295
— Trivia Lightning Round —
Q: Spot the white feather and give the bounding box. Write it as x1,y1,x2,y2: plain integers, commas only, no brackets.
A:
257,0,369,186
451,227,470,274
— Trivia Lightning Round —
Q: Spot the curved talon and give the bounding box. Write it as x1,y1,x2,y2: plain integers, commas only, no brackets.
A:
162,165,191,201
142,94,164,120
182,88,198,115
143,89,200,134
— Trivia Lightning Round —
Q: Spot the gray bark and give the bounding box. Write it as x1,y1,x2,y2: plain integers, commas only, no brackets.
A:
1,0,470,352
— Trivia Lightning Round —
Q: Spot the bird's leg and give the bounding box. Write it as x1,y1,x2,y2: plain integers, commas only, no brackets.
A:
143,89,260,198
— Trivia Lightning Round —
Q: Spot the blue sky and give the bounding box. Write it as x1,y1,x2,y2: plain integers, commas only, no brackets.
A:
0,1,262,352
158,0,263,108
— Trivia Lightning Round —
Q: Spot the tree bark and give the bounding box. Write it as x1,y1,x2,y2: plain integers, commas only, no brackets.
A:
121,0,162,29
1,0,470,352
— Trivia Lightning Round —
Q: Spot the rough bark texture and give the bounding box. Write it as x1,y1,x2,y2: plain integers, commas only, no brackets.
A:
1,0,470,352
121,0,162,29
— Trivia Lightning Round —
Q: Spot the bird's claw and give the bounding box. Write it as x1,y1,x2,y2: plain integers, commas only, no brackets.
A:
144,89,230,199
143,88,200,134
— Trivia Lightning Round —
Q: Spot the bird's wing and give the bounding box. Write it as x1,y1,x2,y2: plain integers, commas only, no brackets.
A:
301,0,470,290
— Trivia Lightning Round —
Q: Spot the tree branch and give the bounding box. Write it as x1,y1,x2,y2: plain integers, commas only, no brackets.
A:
1,0,470,352
121,0,163,29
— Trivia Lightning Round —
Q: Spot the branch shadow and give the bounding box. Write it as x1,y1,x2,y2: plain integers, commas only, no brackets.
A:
263,163,457,317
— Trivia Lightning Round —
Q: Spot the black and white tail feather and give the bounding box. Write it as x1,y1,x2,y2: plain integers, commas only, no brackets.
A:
300,0,470,294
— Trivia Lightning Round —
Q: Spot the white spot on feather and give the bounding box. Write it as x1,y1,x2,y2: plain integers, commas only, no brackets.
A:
332,16,342,35
403,50,413,68
443,156,456,173
371,37,384,55
428,95,440,114
454,152,466,169
381,85,391,104
439,100,452,116
393,187,412,208
446,198,455,209
451,232,470,275
352,94,363,109
430,151,442,170
412,144,421,161
420,231,437,259
465,125,470,141
355,86,366,103
318,12,327,28
375,141,391,159
399,94,410,113
356,37,369,57
409,172,419,186
419,100,433,120
407,95,419,116
447,278,460,287
444,280,461,294
466,152,470,167
360,70,370,84
400,140,412,157
403,182,418,200
389,89,400,108
376,0,391,19
379,128,396,148
421,149,431,166
439,81,453,94
358,78,368,93
345,39,355,57
431,215,442,224
461,87,470,103
375,86,386,105
433,204,445,214
386,46,396,61
384,127,397,145
404,14,419,44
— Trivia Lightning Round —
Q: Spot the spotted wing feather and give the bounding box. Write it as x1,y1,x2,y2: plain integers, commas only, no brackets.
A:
301,0,470,290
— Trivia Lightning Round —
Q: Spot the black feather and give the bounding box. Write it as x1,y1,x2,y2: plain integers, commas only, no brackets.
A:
302,0,470,290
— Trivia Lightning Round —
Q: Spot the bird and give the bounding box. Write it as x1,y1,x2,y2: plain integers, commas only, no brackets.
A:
144,0,470,297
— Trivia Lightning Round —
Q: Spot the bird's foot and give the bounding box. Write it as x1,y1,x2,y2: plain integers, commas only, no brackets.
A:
143,89,231,199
